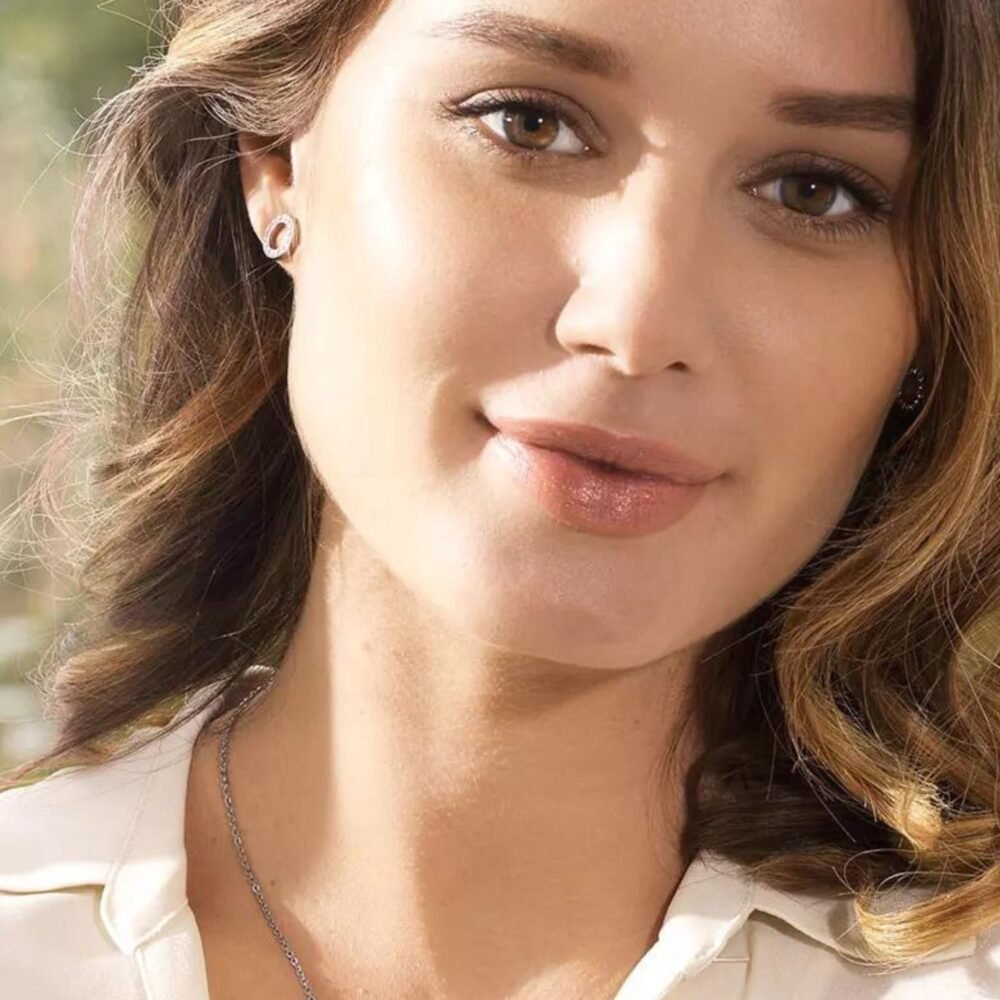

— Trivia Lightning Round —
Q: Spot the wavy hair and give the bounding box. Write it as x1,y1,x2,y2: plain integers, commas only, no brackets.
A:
2,0,999,968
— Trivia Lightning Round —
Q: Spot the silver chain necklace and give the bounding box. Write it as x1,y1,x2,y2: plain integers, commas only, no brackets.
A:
217,672,320,999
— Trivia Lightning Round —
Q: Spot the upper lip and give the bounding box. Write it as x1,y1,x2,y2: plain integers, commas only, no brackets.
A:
485,415,722,484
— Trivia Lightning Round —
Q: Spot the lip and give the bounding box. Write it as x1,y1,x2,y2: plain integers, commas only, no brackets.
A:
481,414,719,538
484,415,721,484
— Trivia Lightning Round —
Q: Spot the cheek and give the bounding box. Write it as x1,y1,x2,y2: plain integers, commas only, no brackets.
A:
768,280,913,471
288,78,564,486
728,260,917,578
284,101,501,531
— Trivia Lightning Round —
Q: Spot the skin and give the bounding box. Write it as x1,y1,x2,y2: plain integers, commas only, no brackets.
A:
184,0,919,996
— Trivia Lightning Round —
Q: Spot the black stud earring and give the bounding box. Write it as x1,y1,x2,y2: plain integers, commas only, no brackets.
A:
895,365,926,414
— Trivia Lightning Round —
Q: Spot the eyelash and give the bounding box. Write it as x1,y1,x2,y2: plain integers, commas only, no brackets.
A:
440,88,895,243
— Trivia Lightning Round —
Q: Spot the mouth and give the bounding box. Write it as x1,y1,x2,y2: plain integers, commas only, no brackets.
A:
552,451,638,476
478,413,714,537
478,411,721,485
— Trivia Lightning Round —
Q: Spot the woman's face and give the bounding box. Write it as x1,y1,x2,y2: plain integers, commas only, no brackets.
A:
251,0,918,666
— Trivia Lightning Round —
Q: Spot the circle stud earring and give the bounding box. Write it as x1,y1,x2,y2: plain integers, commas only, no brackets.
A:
261,213,299,260
895,364,926,413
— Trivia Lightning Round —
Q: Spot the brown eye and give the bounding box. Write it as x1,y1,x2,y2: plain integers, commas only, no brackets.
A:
751,172,861,224
778,175,840,216
450,93,593,158
499,106,561,151
743,155,895,241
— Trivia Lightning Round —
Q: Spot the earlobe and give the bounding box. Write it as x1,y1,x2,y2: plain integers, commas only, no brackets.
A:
261,213,300,261
236,132,297,262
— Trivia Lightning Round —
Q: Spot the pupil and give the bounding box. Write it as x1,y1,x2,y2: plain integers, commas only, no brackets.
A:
788,175,835,215
504,108,558,146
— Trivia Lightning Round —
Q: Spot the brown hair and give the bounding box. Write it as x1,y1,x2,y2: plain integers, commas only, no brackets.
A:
3,0,999,968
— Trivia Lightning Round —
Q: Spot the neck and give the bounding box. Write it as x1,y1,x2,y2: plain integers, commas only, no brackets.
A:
185,509,704,998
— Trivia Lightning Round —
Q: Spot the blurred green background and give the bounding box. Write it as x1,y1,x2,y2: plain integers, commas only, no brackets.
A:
1,0,153,769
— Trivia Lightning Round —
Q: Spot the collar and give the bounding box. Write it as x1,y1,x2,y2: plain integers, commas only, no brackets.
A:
684,853,978,965
0,678,228,954
0,682,979,966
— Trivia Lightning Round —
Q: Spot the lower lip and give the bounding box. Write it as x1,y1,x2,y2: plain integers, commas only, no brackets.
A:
488,431,713,538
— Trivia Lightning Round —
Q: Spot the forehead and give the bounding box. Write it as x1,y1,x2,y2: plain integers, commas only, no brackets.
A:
389,0,915,97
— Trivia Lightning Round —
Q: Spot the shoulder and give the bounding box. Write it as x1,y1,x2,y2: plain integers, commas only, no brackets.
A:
0,685,227,997
0,882,150,998
744,875,1000,998
0,749,160,998
0,678,230,892
0,740,164,892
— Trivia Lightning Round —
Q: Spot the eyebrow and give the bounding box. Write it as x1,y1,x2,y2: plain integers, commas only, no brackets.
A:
767,90,916,137
424,7,916,137
424,8,632,81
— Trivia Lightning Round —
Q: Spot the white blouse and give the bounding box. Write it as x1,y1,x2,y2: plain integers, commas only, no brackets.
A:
1,679,999,999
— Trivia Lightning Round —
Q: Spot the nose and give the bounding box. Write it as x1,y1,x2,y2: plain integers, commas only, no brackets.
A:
553,167,720,379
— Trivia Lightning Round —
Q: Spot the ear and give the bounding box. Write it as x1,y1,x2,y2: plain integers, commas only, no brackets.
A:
236,132,298,272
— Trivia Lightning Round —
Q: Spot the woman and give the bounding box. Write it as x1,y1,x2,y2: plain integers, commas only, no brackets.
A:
2,0,999,997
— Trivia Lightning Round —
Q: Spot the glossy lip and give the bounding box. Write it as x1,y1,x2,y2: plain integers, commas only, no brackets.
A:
484,415,722,484
485,431,713,538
